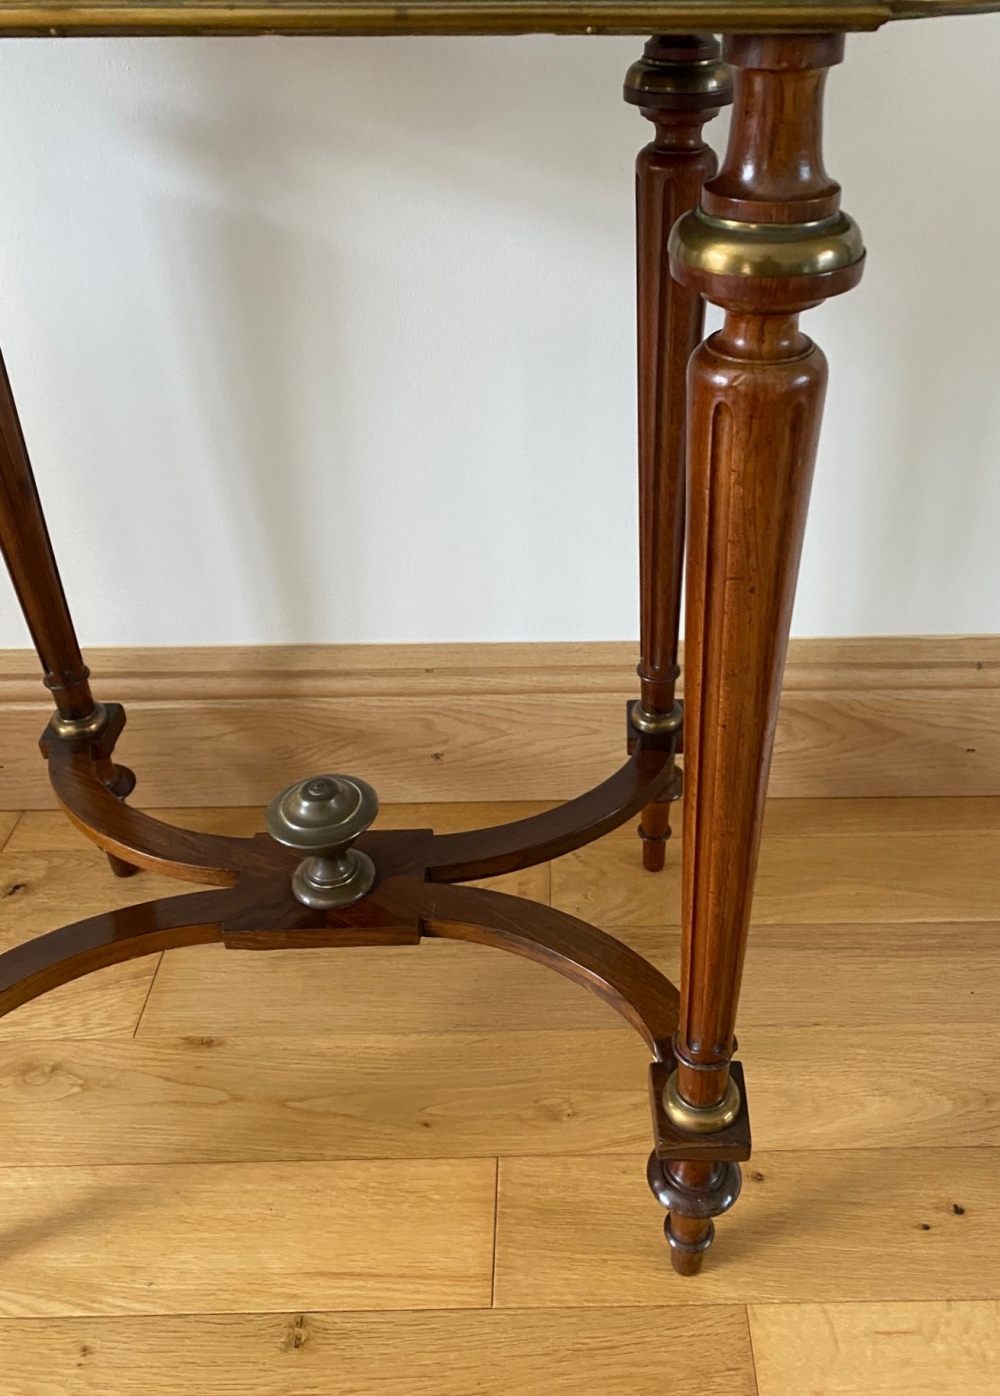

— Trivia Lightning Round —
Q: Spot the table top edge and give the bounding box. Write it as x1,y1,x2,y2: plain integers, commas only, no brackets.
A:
0,0,996,40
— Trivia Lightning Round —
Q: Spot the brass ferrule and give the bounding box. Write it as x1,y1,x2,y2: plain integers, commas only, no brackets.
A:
49,701,108,741
630,699,683,737
670,208,864,282
662,1069,741,1134
624,36,733,110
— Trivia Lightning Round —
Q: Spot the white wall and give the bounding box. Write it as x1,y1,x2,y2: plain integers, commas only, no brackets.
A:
0,20,998,649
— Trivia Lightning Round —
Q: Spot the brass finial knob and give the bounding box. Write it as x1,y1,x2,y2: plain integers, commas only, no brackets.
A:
265,773,378,910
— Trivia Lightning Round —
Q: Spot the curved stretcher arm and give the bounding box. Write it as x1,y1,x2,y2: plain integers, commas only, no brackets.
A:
426,746,675,883
0,886,241,1022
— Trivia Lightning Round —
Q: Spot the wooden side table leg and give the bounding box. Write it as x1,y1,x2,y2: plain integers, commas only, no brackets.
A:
0,342,137,874
0,348,96,723
654,32,866,1272
624,37,731,872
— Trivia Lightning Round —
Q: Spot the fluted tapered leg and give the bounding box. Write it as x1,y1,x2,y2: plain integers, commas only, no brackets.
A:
0,346,97,723
649,31,866,1273
624,36,731,871
0,341,137,874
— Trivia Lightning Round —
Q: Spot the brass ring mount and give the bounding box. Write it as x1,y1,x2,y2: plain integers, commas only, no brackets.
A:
630,699,684,738
49,701,109,741
662,1068,742,1133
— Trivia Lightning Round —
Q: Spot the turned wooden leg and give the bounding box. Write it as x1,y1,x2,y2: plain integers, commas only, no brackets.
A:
624,37,731,872
649,32,866,1273
0,341,137,875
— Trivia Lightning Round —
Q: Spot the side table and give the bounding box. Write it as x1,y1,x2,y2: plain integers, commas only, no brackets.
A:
1,1,994,1278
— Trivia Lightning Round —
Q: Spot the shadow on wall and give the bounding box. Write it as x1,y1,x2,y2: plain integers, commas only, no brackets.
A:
143,36,643,644
798,15,1000,635
0,34,648,647
0,25,998,647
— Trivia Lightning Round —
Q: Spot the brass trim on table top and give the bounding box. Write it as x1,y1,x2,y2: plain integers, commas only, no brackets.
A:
0,0,998,39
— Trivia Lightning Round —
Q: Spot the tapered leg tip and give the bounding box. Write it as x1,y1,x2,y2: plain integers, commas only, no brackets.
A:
106,852,140,879
104,763,137,800
641,837,667,873
665,1216,715,1276
669,1247,706,1277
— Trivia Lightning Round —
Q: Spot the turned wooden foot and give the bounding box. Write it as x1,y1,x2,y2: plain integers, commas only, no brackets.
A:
639,800,672,871
648,1154,742,1275
96,758,140,876
104,851,140,879
636,760,683,871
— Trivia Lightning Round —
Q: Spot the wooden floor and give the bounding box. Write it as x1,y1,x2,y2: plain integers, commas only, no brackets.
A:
1,796,999,1394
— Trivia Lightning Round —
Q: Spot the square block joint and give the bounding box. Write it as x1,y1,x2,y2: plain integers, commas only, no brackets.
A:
649,1058,752,1163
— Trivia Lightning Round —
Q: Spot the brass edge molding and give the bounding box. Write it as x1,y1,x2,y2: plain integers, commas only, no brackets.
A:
0,2,897,40
0,2,995,41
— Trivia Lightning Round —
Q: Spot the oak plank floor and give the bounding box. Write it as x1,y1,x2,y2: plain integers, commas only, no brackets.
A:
550,823,1000,926
0,813,18,853
494,1148,998,1305
0,1307,756,1396
0,796,997,1394
748,1300,1000,1395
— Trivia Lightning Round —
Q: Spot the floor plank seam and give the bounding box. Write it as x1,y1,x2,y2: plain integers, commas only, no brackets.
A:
131,950,164,1038
0,1153,510,1172
0,1302,750,1321
744,1303,763,1396
0,810,22,854
487,1295,1000,1310
490,1156,500,1308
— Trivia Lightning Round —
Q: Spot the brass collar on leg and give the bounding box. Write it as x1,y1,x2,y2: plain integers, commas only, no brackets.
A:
49,701,109,741
662,1068,741,1133
623,34,733,111
630,699,683,737
670,209,864,281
